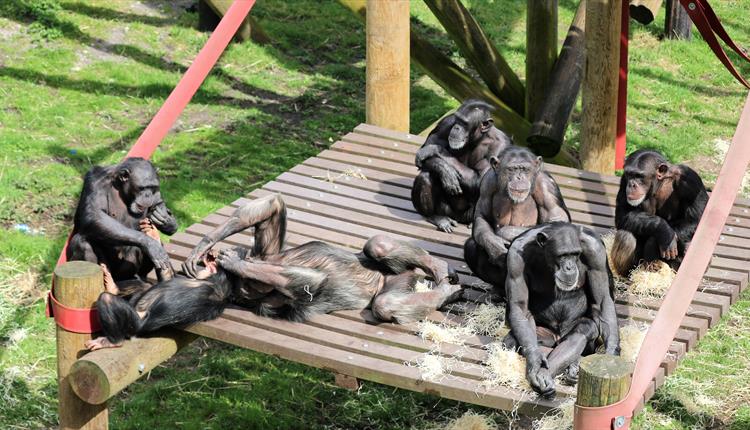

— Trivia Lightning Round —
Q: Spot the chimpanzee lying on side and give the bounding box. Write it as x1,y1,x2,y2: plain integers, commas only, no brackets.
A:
67,157,177,295
502,222,620,397
412,99,511,233
85,194,463,350
611,149,707,275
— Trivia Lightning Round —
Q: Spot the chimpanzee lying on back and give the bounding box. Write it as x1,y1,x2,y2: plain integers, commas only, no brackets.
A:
503,222,620,397
85,194,463,350
412,99,511,233
611,149,707,275
67,157,177,295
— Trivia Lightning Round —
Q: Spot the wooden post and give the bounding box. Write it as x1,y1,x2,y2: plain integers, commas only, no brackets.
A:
665,0,691,40
69,329,197,405
366,0,410,132
55,261,108,430
580,0,622,174
629,0,662,25
526,0,558,120
198,0,270,44
527,0,586,157
573,354,633,429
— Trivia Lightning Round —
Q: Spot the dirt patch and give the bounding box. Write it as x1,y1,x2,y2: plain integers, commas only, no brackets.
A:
72,27,130,71
0,21,23,40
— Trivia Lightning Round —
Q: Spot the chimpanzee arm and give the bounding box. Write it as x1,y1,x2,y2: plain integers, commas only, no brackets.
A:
505,246,546,368
415,116,455,169
472,174,507,261
615,190,675,250
534,173,571,223
581,230,620,355
671,167,708,244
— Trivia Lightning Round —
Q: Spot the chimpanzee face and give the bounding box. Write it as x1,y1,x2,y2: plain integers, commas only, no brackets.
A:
115,158,162,217
537,225,583,292
492,148,542,204
448,108,493,150
622,153,670,207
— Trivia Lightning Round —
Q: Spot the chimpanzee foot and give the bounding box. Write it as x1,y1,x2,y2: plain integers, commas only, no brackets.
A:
436,281,464,306
431,216,458,233
561,362,579,385
100,264,119,295
85,337,122,351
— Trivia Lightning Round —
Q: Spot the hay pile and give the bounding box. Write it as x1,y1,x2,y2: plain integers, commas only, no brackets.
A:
532,399,575,430
628,261,675,298
619,322,648,362
418,320,470,345
415,353,456,381
464,303,507,338
482,343,530,390
443,411,497,430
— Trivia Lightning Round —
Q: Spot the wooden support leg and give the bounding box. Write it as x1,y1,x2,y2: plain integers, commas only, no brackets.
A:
573,354,632,429
333,372,361,391
665,0,692,40
55,261,108,430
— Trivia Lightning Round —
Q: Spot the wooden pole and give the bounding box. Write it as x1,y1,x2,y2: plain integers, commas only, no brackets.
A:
69,329,198,405
366,0,410,132
665,0,692,40
424,0,526,115
198,0,270,44
55,261,108,430
527,0,586,157
580,0,622,174
629,0,662,25
526,0,558,120
574,355,632,428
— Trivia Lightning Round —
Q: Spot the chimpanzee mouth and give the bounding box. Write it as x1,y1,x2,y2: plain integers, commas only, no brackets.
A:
555,276,579,291
627,195,646,207
448,138,466,150
202,250,219,275
508,189,530,203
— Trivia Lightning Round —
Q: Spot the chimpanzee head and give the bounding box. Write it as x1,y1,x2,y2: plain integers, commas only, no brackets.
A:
114,157,162,217
447,99,494,150
536,223,583,292
491,146,542,204
621,149,671,207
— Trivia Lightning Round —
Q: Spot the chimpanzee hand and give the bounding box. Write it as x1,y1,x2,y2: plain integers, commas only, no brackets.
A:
525,350,555,397
144,238,174,281
148,203,177,235
660,233,678,260
216,248,244,273
440,167,463,196
484,236,508,264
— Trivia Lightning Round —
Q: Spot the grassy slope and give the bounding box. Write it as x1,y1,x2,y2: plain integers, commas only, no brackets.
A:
0,1,748,428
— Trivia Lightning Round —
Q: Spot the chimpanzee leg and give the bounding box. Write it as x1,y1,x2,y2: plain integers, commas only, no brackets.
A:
544,318,599,381
67,233,103,263
251,194,287,257
464,237,507,296
411,171,458,232
501,325,558,350
642,236,661,264
363,235,458,284
371,272,463,323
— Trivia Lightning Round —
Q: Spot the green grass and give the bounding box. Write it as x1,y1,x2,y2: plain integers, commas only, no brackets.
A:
0,0,749,428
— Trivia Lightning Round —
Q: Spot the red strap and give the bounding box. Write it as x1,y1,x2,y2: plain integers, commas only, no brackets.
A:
615,0,629,171
574,90,750,429
47,0,256,331
699,0,750,62
679,0,750,89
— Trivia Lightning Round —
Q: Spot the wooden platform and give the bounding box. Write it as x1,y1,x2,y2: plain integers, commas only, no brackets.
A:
163,124,750,416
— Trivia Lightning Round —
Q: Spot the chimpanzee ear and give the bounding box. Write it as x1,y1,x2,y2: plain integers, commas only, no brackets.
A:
480,118,493,132
656,163,670,180
117,168,130,183
535,156,543,171
490,156,500,169
536,232,548,248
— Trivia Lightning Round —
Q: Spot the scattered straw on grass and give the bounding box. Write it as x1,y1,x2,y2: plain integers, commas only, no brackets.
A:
418,320,470,346
628,261,675,298
533,398,574,430
443,411,497,430
464,303,507,338
620,322,648,363
482,342,530,390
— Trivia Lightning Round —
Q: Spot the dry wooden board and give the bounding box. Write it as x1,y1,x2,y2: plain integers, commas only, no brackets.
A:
160,124,750,416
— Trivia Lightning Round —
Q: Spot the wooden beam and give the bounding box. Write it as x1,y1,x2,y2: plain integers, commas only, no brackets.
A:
424,0,526,115
69,329,198,405
366,0,410,132
526,0,558,120
199,0,270,44
629,0,662,25
580,0,621,174
55,262,108,429
528,0,586,158
665,0,692,40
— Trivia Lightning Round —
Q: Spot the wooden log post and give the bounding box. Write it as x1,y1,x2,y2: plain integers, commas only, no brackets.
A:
198,0,270,44
665,0,692,40
629,0,663,25
55,261,108,430
527,0,586,157
424,0,526,115
366,0,410,132
69,329,198,405
526,0,558,121
574,354,633,429
580,0,622,174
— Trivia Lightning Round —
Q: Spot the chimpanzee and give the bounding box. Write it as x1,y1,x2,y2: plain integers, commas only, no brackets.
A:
464,146,570,293
84,194,463,350
412,99,512,233
66,157,177,294
502,222,621,397
611,149,707,275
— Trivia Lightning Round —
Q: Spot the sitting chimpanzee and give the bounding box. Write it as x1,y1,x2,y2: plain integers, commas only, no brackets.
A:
611,149,707,275
412,99,512,233
464,146,570,294
67,157,177,295
85,194,463,350
503,222,621,397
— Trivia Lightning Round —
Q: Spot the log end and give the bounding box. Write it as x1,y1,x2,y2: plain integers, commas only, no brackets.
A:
70,359,111,405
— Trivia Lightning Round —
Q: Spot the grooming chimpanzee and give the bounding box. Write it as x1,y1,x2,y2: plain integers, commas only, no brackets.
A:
611,149,707,275
503,222,621,397
66,157,177,295
412,99,512,233
464,146,570,293
85,194,463,350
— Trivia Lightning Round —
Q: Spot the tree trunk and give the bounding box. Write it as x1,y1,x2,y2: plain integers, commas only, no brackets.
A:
526,0,558,120
665,0,692,40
